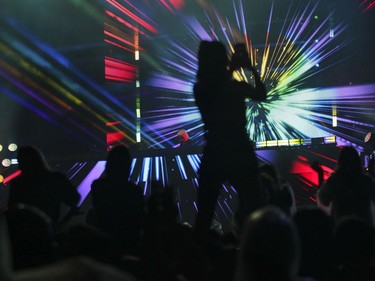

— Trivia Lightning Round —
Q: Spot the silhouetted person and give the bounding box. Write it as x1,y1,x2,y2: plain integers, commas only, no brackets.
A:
234,206,301,281
317,146,375,226
333,216,375,281
8,146,80,224
293,206,335,281
193,41,267,239
139,182,210,281
89,144,145,255
260,164,297,216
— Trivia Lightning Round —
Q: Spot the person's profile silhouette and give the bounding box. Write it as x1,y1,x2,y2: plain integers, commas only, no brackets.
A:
193,40,267,239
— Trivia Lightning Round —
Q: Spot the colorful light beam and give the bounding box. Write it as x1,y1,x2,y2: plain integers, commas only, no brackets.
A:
138,0,374,149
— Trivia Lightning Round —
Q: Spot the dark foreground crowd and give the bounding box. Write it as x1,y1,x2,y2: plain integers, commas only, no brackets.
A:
1,144,374,281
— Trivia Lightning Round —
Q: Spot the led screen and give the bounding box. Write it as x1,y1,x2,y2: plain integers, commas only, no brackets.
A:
1,0,375,156
105,0,375,151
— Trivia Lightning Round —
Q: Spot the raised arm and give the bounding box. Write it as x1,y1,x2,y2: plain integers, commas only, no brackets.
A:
248,65,267,101
229,43,267,101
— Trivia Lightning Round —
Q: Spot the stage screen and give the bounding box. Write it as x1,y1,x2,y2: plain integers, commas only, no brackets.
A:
1,0,375,157
105,0,375,151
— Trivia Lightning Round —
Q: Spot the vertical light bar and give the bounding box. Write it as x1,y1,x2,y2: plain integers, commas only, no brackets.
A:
193,201,198,212
159,156,167,187
187,154,200,174
129,158,137,178
332,104,337,127
141,157,151,182
329,17,335,38
175,155,188,180
155,156,160,181
177,202,182,221
143,181,148,196
134,29,141,143
329,29,335,38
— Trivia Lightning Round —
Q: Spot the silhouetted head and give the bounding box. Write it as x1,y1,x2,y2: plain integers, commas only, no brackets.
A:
337,146,362,174
105,145,132,180
293,206,335,280
197,40,230,82
293,206,334,245
17,146,50,174
334,216,375,266
235,206,300,281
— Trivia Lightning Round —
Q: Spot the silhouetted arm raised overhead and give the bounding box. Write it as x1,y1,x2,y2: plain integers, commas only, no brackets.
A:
248,65,267,101
229,43,267,101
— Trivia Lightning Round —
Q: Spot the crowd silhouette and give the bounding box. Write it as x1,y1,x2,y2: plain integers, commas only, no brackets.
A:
1,40,375,281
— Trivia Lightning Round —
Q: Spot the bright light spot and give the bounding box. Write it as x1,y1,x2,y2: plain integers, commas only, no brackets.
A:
324,136,336,143
136,132,141,142
266,140,278,147
2,159,11,167
333,116,337,127
136,80,140,88
289,139,302,146
8,143,18,152
0,145,2,152
0,175,3,183
315,63,320,67
135,50,139,61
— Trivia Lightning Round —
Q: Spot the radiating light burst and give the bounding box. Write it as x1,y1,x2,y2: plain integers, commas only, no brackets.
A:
141,0,375,147
2,0,374,153
251,84,375,142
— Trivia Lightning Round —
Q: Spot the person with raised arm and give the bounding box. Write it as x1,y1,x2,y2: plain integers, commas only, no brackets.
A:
193,40,267,241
